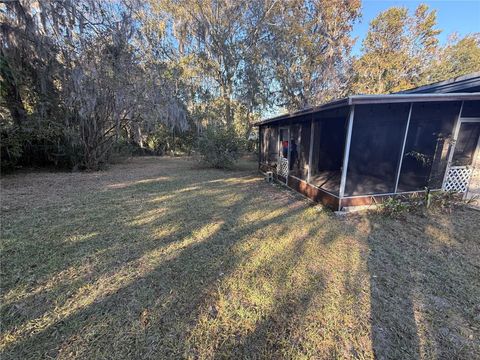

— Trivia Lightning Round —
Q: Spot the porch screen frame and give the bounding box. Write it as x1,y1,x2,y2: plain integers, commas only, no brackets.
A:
340,100,465,200
278,126,290,183
441,113,480,193
338,106,355,198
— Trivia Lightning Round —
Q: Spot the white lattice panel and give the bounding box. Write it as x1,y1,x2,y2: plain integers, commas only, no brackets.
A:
443,167,472,192
277,157,289,177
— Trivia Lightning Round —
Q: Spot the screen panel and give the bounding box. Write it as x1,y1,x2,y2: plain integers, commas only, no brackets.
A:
298,121,311,180
310,107,350,195
452,122,480,166
461,100,480,118
267,126,278,165
289,124,300,172
259,126,266,163
344,103,410,196
397,101,461,191
279,128,289,159
289,120,311,180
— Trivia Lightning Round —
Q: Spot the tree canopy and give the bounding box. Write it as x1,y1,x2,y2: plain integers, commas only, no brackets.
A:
1,1,479,171
351,4,480,94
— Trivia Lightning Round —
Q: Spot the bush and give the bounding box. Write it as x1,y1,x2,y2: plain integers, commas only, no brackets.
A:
379,197,411,217
427,190,463,211
378,190,466,218
195,126,241,169
0,122,84,172
0,126,23,172
145,125,196,156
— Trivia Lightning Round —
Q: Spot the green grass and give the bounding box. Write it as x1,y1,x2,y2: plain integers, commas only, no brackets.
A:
1,156,479,359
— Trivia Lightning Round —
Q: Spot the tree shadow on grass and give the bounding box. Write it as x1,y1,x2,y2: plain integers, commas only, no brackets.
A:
366,217,421,359
1,167,256,300
186,213,374,359
4,157,478,359
365,207,480,359
1,160,311,359
210,225,328,359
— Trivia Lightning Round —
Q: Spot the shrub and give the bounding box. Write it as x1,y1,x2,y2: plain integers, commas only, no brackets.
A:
427,190,463,211
379,197,411,217
379,190,465,218
195,126,241,169
0,126,23,172
0,123,84,172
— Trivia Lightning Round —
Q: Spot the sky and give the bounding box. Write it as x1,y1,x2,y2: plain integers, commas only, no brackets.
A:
351,0,480,56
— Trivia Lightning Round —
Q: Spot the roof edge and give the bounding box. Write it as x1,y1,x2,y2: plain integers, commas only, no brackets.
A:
255,92,480,126
254,97,349,126
397,72,480,94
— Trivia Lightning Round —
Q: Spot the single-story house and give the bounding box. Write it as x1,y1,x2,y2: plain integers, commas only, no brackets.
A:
256,72,480,210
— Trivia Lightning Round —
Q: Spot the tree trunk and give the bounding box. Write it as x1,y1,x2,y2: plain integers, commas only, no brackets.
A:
133,122,143,148
223,79,233,127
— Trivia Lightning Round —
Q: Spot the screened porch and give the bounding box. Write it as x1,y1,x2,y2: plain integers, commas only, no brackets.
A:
258,96,480,209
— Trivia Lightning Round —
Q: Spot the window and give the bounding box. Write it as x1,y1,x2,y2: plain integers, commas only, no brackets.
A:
397,101,461,191
344,103,410,196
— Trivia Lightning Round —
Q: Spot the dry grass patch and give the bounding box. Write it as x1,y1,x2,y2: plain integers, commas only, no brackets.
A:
1,156,479,359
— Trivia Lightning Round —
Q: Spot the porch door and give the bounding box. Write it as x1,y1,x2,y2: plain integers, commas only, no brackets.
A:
443,119,480,195
278,127,290,180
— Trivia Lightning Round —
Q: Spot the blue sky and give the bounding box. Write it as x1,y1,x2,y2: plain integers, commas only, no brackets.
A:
352,0,480,55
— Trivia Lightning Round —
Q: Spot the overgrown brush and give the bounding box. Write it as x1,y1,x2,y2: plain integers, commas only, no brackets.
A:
195,126,243,169
378,190,466,217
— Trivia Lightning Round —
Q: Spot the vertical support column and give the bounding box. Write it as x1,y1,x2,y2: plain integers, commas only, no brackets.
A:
276,126,281,175
258,126,262,169
394,103,413,193
286,126,291,184
441,101,464,190
338,106,355,204
307,116,315,183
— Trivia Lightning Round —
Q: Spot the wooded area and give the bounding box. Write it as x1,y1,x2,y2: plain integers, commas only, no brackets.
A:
1,0,479,171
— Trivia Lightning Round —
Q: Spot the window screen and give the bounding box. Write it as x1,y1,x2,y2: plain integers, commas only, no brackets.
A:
452,122,480,166
298,121,311,180
397,101,461,191
310,107,349,195
289,124,300,173
461,100,480,118
267,126,278,165
289,120,311,180
344,103,410,196
279,128,289,159
259,126,266,163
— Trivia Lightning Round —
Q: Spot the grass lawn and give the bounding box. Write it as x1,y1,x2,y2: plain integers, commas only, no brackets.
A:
1,156,479,359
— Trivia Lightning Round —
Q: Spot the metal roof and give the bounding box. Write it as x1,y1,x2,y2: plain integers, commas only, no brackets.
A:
255,92,480,126
397,72,480,94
